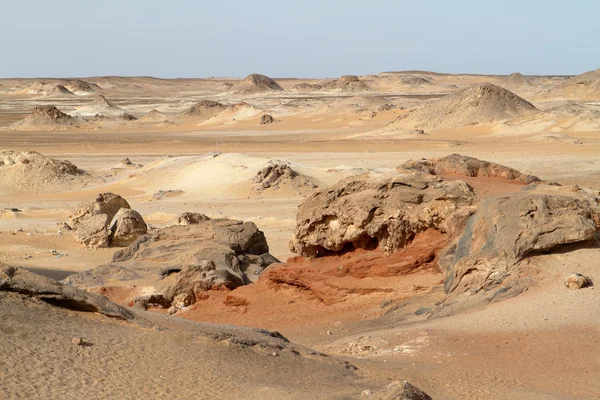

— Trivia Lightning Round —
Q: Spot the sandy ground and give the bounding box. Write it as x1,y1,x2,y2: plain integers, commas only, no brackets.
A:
1,72,599,399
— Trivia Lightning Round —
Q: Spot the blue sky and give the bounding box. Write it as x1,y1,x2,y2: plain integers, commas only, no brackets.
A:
0,0,598,78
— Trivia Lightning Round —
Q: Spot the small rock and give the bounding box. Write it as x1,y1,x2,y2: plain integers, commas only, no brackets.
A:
271,352,278,357
167,305,177,315
327,330,332,336
72,337,84,346
564,273,592,290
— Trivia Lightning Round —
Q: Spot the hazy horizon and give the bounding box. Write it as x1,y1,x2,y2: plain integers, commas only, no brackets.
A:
1,0,598,79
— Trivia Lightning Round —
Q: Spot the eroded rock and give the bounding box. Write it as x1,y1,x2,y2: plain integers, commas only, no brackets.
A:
66,218,279,306
443,187,600,295
67,193,146,248
564,273,592,289
0,265,140,322
290,171,475,258
400,153,540,184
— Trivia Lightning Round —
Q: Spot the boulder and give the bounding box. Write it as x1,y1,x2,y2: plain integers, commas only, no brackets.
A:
400,154,540,184
252,162,317,192
65,218,279,304
443,187,600,295
0,265,140,322
260,114,275,124
290,171,475,258
372,380,432,400
67,193,146,248
109,209,148,247
175,212,210,225
564,273,592,290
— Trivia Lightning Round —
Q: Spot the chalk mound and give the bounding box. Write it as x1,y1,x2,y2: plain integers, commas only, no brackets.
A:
395,75,433,88
48,84,74,96
542,103,600,131
63,79,101,95
9,79,100,96
289,82,324,92
504,72,533,87
201,102,263,125
228,74,283,95
8,105,80,131
251,161,318,194
540,68,600,101
376,83,539,134
74,95,126,117
322,75,371,92
0,150,93,194
180,100,227,119
139,109,170,122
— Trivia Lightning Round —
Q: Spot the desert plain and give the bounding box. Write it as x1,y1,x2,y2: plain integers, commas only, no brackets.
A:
1,70,599,399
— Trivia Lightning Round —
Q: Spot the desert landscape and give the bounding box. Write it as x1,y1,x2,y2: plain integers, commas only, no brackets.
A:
1,68,600,399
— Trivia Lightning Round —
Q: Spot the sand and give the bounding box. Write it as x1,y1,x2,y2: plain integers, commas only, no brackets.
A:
1,71,599,399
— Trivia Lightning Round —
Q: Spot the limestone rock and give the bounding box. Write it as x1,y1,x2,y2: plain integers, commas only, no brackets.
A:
260,114,275,124
0,265,140,322
109,208,148,247
290,171,475,258
443,188,600,295
66,219,279,302
564,273,592,289
372,380,432,400
175,212,210,225
400,153,540,184
252,162,317,192
67,193,145,248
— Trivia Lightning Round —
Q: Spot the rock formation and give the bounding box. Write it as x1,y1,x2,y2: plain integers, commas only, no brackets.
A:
380,83,539,133
442,186,600,295
0,265,139,321
252,162,317,192
0,150,91,194
400,153,540,184
65,217,279,306
8,105,79,131
290,171,475,258
67,193,147,248
260,114,275,124
228,74,284,95
180,100,227,119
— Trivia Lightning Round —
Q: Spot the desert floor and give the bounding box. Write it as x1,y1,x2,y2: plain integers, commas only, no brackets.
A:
1,73,599,399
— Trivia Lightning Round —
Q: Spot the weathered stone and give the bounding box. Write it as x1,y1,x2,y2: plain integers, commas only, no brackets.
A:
109,208,147,247
0,265,141,322
290,171,475,258
175,212,210,225
564,273,592,290
443,189,600,295
400,153,540,184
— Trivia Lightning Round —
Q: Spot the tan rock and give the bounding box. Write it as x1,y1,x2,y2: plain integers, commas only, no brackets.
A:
109,208,147,247
564,273,592,289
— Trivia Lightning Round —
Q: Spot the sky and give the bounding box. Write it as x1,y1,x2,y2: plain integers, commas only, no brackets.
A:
0,0,598,78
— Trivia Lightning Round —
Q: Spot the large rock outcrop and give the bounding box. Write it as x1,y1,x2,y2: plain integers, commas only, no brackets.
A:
8,105,80,131
290,171,476,258
67,193,147,248
376,83,539,134
228,74,283,95
400,154,540,184
65,217,279,306
442,186,600,295
0,265,140,322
